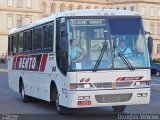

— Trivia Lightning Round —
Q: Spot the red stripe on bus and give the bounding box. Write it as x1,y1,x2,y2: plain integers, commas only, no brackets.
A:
39,54,48,72
12,56,17,70
116,77,122,81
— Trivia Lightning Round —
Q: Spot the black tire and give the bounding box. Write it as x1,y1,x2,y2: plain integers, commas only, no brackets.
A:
20,82,30,103
112,105,126,113
55,90,70,114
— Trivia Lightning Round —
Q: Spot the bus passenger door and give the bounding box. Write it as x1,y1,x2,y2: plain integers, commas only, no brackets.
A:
56,18,68,75
56,18,68,105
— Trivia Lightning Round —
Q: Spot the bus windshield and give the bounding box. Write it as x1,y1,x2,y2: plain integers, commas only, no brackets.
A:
67,17,150,71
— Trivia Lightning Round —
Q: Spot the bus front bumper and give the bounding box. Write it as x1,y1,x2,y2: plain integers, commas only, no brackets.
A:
62,88,150,108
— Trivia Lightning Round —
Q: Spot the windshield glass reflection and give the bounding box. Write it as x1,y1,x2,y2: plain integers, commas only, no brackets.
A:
67,17,150,71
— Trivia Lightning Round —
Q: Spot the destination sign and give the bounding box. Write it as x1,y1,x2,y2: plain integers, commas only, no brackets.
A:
70,19,106,26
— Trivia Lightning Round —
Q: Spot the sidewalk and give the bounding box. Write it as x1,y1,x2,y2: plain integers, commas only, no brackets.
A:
0,63,7,72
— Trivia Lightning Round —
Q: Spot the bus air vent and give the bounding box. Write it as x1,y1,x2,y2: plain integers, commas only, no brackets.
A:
95,93,132,103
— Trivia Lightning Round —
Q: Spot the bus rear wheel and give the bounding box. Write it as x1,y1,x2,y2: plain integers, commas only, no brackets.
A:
112,105,126,113
20,82,30,103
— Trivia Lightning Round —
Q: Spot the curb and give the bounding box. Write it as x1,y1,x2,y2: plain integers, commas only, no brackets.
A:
151,84,160,91
152,88,160,91
0,69,8,72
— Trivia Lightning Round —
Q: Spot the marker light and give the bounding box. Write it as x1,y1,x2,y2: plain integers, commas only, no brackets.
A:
134,81,150,87
70,83,93,89
137,93,148,97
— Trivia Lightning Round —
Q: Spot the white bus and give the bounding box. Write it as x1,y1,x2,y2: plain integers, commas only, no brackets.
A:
8,9,151,114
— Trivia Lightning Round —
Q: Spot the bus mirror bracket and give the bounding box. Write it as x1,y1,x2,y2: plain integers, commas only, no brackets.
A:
148,37,153,55
145,31,153,55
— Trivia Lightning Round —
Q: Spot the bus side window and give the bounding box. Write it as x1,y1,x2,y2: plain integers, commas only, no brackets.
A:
43,23,53,51
11,36,13,54
8,36,11,55
33,27,42,51
48,24,54,50
43,25,48,50
25,30,32,52
11,35,18,54
18,33,24,53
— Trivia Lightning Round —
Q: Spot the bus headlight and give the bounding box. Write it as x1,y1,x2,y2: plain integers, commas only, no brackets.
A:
70,83,93,89
134,81,150,87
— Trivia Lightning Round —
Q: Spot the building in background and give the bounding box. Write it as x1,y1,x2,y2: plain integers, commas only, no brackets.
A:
0,0,42,57
0,0,159,59
40,0,108,16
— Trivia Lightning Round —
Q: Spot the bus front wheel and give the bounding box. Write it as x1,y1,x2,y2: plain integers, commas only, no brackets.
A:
112,105,126,113
20,82,30,103
55,90,69,114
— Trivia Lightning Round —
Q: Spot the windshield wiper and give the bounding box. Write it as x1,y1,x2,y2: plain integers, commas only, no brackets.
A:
93,42,108,72
114,45,134,71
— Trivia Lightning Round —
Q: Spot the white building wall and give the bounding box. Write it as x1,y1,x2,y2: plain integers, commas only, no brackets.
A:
0,36,8,55
0,0,41,56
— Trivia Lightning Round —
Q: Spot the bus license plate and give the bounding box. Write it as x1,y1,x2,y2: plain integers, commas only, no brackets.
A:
78,101,91,106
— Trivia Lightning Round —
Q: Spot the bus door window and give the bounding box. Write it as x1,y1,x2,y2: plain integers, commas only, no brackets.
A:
56,18,68,75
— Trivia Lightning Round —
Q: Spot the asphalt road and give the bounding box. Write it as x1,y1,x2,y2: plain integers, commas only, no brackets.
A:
0,72,160,120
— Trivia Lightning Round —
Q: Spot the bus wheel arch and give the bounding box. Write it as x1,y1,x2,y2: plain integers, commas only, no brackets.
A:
50,80,57,102
19,77,23,93
50,80,69,114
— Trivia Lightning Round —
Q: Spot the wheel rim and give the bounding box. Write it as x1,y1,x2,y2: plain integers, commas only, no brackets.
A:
55,92,60,111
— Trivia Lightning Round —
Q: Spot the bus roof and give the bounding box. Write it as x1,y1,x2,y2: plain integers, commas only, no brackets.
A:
9,9,140,35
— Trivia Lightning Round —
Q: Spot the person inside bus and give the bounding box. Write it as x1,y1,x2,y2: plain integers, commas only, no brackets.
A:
118,39,132,56
11,46,17,55
70,38,85,63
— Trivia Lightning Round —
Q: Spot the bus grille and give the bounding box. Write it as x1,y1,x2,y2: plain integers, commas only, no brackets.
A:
93,82,112,88
93,82,133,88
95,93,132,103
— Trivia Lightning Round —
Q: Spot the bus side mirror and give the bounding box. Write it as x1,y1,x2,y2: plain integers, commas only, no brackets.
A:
148,37,153,55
